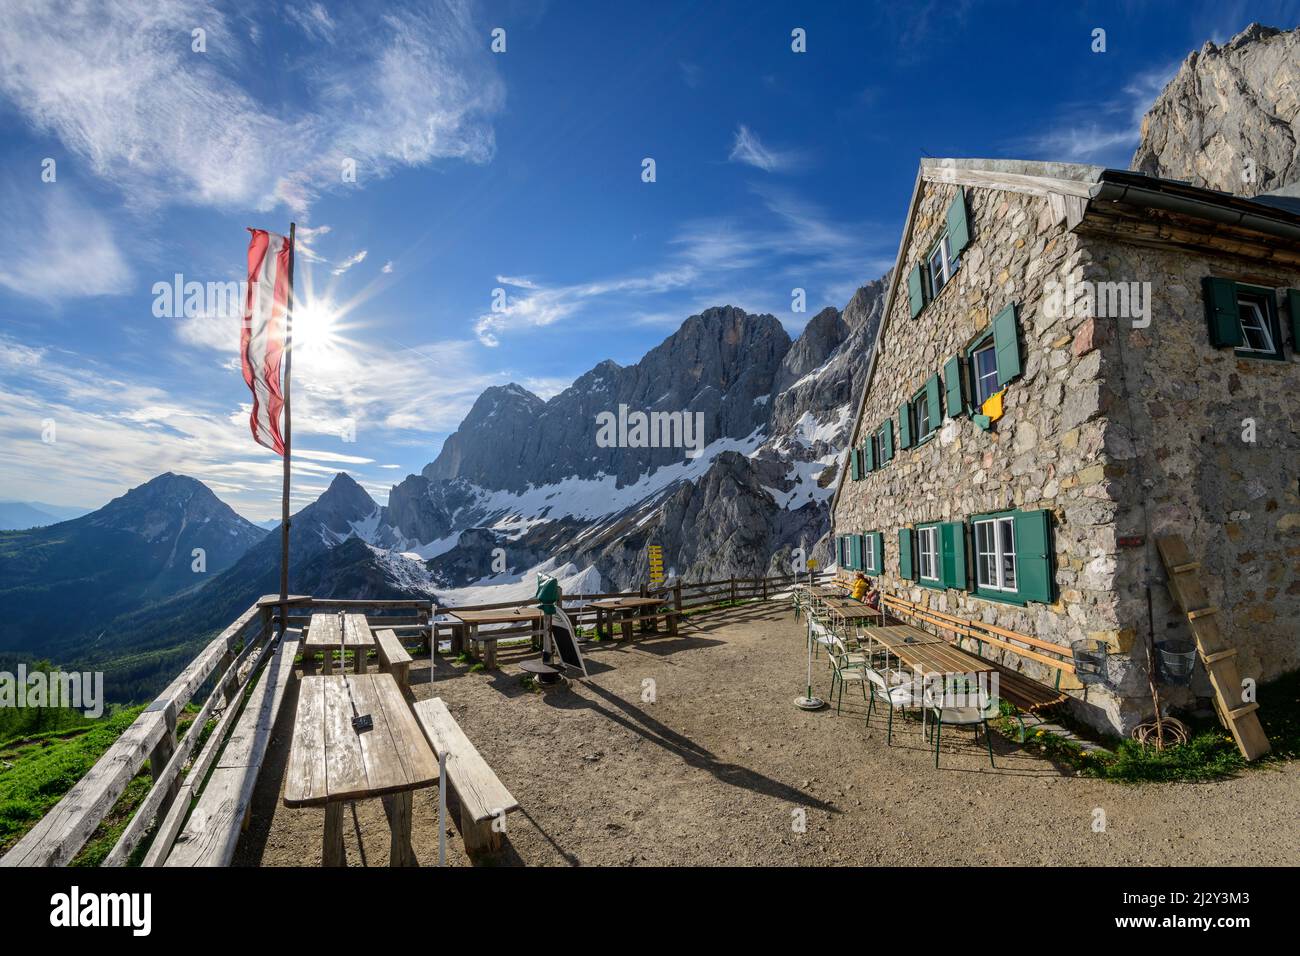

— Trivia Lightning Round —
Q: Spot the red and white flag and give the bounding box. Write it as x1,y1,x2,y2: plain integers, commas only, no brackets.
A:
240,228,292,455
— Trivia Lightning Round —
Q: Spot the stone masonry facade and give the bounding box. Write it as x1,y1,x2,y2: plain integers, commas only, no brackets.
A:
834,169,1300,735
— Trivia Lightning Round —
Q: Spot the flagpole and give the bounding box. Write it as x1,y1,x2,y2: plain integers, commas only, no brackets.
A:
279,222,296,638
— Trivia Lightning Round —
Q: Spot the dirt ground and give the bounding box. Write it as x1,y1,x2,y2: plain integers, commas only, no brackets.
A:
235,601,1300,867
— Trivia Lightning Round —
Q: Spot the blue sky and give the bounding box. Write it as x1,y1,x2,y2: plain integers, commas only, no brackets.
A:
0,0,1295,520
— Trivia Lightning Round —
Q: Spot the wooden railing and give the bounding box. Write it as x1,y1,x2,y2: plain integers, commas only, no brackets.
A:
0,572,820,867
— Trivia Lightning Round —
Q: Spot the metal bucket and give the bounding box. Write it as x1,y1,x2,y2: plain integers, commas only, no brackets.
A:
1156,640,1197,686
1070,639,1109,685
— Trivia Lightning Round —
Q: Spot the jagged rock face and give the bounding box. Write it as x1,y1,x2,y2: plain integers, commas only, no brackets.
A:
421,384,545,491
425,527,542,586
379,474,485,547
1131,23,1300,196
765,276,887,450
394,289,886,591
421,306,792,492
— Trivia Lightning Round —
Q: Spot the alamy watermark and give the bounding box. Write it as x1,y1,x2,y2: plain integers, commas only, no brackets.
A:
595,404,706,459
1043,278,1151,328
151,273,245,318
0,665,103,718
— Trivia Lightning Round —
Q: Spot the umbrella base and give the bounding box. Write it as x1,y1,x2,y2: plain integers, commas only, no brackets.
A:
794,695,827,711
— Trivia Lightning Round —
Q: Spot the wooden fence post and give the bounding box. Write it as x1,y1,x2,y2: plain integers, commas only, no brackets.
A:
670,582,682,635
729,576,736,604
148,706,179,808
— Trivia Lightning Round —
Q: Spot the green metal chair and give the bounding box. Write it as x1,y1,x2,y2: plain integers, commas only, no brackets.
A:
925,686,999,768
864,667,922,745
826,638,869,714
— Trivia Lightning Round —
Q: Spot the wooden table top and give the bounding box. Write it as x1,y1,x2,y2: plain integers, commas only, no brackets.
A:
448,606,545,625
826,602,882,620
304,612,373,649
284,673,438,808
869,626,992,674
589,596,665,609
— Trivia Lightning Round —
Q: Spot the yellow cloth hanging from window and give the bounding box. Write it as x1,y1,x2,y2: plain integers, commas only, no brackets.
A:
981,389,1005,421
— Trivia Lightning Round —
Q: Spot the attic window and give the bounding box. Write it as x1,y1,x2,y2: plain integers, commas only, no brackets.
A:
927,233,956,298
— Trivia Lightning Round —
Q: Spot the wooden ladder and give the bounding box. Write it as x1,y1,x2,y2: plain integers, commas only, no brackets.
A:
1155,534,1270,761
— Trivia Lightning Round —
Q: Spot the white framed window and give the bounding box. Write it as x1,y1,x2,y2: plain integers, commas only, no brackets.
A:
1236,293,1277,355
927,233,955,298
912,389,932,439
974,516,1017,592
972,342,999,405
863,535,878,573
917,526,939,582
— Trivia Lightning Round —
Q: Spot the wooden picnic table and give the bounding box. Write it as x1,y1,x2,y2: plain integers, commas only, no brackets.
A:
284,673,438,866
446,606,546,668
588,596,671,641
868,625,993,676
305,612,375,674
823,599,885,625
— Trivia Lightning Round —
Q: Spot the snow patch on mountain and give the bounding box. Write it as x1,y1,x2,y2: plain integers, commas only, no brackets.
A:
434,559,603,611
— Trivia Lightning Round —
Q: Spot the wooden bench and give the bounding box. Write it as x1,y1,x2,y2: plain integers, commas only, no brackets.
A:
413,697,520,856
375,629,413,690
164,636,300,866
880,593,1076,741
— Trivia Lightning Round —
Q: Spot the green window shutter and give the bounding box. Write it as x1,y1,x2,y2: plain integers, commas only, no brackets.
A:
1013,509,1053,604
850,448,861,480
907,264,927,318
882,420,894,461
898,402,912,449
938,521,967,590
1202,277,1243,348
946,187,971,256
992,303,1022,386
849,534,861,570
872,532,884,575
1287,289,1300,351
898,528,915,581
925,373,942,426
863,438,874,472
942,355,965,418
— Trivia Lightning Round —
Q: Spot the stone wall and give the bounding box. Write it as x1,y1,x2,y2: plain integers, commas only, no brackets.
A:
1085,235,1300,720
834,178,1133,732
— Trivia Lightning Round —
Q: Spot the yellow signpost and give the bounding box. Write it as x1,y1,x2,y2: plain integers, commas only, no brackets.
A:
648,544,664,585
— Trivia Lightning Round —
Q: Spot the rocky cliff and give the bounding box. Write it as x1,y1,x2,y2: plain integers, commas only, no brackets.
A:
387,285,888,591
1131,23,1300,196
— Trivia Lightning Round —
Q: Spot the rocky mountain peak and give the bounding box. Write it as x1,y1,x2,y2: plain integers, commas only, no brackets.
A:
1131,22,1300,196
300,472,378,536
91,472,261,542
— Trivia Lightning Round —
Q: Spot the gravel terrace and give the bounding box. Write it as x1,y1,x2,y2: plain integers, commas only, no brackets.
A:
235,600,1299,867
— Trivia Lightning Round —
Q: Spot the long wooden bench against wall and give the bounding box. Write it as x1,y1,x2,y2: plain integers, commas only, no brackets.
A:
880,593,1075,735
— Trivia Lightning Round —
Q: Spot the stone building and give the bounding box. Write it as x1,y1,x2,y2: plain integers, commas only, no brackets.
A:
831,158,1300,734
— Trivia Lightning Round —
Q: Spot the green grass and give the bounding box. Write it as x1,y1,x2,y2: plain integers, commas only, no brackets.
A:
0,705,145,854
998,669,1300,783
0,702,207,861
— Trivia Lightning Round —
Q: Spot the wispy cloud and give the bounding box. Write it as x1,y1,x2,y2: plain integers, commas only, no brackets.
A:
286,2,337,42
331,250,369,276
1019,62,1180,165
472,186,892,346
0,0,505,216
0,189,131,300
728,124,805,173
